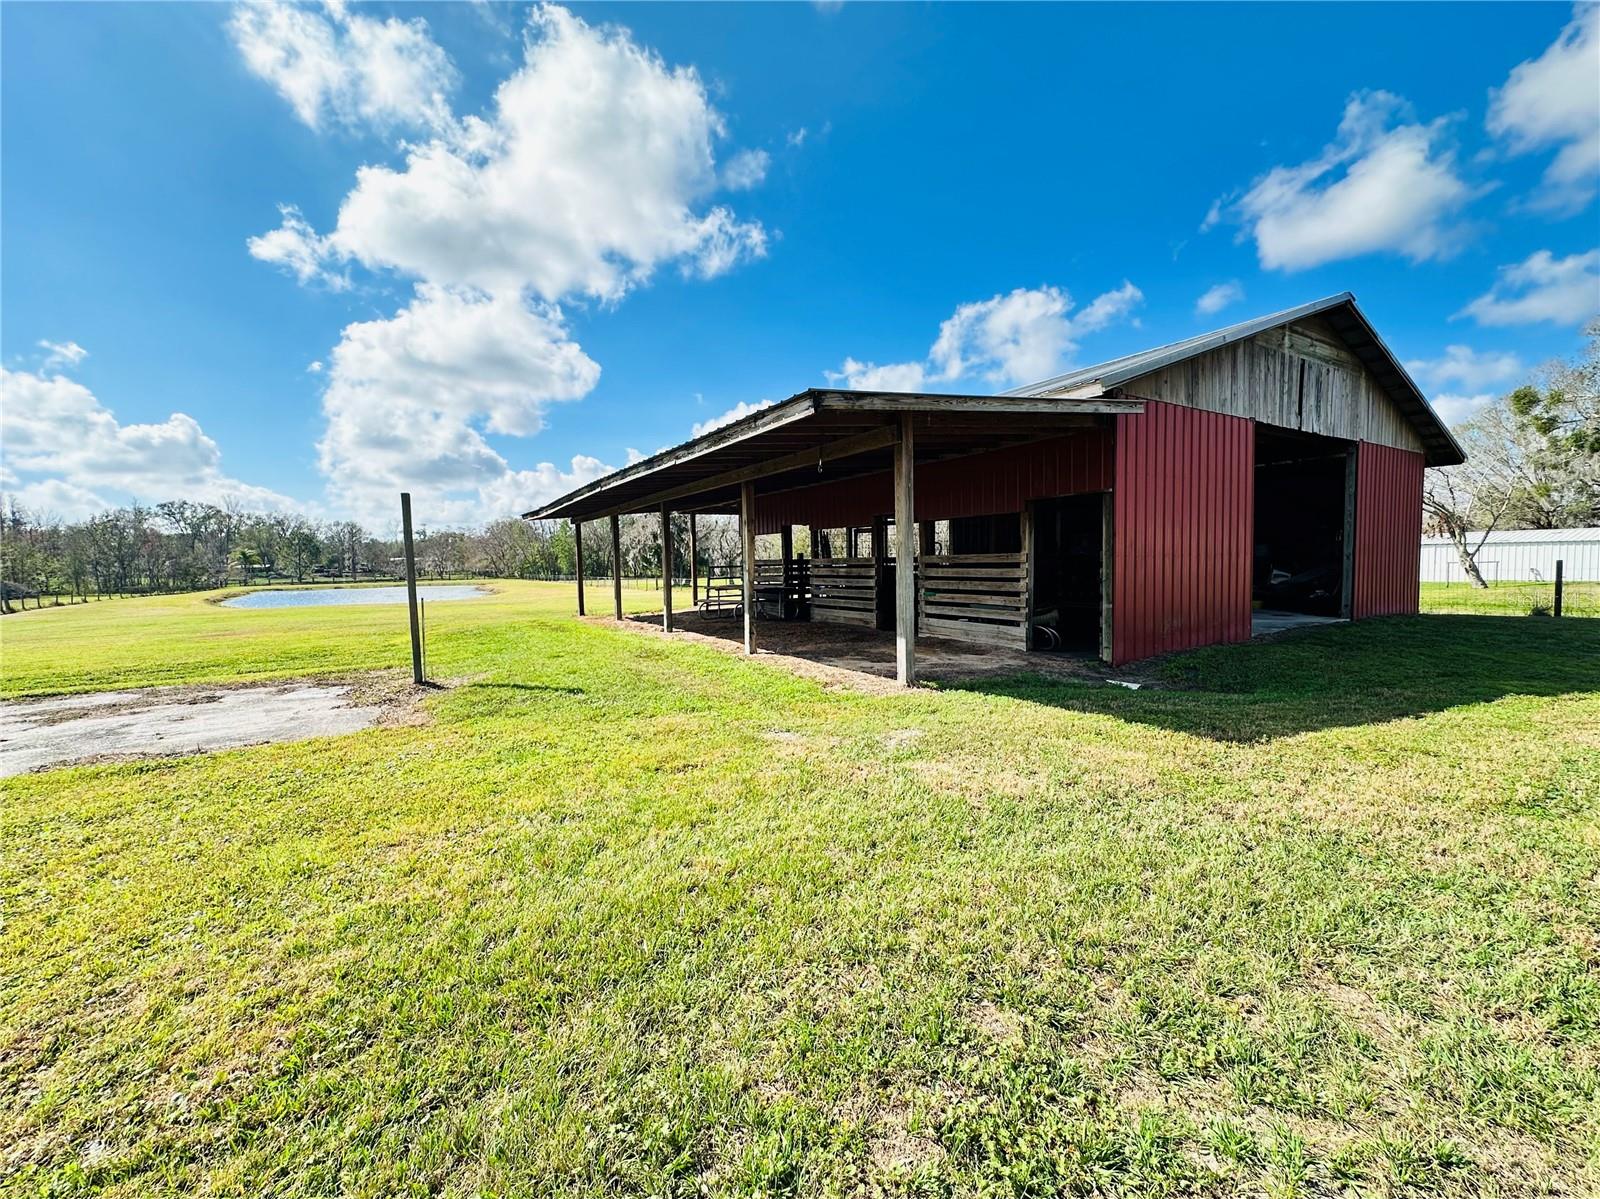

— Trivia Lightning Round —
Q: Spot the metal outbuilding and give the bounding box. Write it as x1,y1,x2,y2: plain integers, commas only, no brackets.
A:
1421,527,1600,584
525,294,1460,682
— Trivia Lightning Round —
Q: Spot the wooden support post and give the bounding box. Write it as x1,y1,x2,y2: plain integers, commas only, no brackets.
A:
740,482,757,654
660,506,674,631
894,414,916,686
1020,503,1036,651
400,492,423,685
689,514,699,606
1340,447,1357,619
574,519,586,616
1554,558,1564,618
780,525,794,615
610,513,623,620
1100,491,1114,663
919,521,936,557
808,525,822,560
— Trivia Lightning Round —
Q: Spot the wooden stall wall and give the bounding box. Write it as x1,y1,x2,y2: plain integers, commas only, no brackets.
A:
917,554,1029,647
1112,401,1254,665
1351,441,1425,619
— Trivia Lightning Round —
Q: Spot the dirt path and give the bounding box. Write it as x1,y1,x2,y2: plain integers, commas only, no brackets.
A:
0,678,416,776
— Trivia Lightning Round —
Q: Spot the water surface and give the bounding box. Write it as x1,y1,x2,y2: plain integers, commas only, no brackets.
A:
221,585,487,609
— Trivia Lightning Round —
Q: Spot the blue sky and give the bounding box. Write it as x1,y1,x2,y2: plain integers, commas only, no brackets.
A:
3,1,1597,527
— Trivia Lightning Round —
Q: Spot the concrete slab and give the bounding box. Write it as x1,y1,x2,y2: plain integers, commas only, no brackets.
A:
0,682,388,776
1251,609,1346,637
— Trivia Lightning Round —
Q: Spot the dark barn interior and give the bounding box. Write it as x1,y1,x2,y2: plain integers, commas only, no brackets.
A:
1253,427,1354,618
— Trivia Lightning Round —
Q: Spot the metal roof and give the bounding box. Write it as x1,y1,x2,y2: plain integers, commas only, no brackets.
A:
1009,292,1466,467
523,293,1466,522
521,388,1137,521
1421,527,1600,546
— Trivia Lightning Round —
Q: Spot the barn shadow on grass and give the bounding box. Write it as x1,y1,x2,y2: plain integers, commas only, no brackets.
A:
955,615,1600,742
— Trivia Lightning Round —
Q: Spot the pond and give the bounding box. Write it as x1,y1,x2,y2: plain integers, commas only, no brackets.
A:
220,585,488,609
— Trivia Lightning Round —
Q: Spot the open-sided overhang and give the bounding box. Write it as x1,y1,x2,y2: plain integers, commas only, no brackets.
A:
522,388,1143,523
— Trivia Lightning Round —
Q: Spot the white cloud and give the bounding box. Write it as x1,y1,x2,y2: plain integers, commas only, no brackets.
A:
932,282,1143,385
786,127,808,148
1486,4,1600,214
692,398,774,437
829,282,1143,394
1459,248,1600,326
307,4,766,301
317,285,603,524
229,0,456,133
1431,392,1499,427
1405,344,1524,393
0,366,295,519
1195,280,1244,317
37,339,88,371
721,148,770,191
829,358,928,392
246,204,349,289
244,5,772,522
1208,91,1477,271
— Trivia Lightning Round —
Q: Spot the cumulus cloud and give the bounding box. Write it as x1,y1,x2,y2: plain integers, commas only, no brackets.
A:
0,366,295,519
721,148,770,191
1486,4,1600,214
229,0,456,133
691,398,775,438
302,4,766,301
239,5,772,522
1206,91,1478,271
1195,281,1244,317
317,285,603,522
1459,248,1600,326
246,204,349,289
37,339,89,371
830,358,929,392
1431,392,1500,427
1405,344,1524,394
829,282,1143,393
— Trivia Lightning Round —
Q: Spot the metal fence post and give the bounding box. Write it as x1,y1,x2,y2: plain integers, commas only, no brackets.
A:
1554,559,1564,618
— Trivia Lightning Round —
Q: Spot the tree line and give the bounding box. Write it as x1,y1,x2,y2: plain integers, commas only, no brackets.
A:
1423,321,1599,586
0,499,753,614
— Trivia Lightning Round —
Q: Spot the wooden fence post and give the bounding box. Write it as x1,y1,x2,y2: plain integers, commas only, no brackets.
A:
400,492,423,685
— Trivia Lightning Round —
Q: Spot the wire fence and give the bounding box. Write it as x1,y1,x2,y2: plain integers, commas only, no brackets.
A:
1419,579,1599,619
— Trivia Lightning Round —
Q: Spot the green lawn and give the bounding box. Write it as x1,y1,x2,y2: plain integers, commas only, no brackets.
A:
1420,579,1600,618
3,583,1598,1196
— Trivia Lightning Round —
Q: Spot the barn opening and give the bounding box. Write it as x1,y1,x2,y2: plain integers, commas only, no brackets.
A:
1253,426,1354,618
1030,494,1107,652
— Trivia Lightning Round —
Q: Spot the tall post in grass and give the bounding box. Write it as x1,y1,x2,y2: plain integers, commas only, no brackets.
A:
689,514,699,606
400,492,423,685
574,519,586,616
740,481,757,655
610,513,624,620
660,505,674,632
1554,558,1564,618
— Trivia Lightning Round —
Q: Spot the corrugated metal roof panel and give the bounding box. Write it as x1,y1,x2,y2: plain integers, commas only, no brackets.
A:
1421,527,1600,546
1008,293,1466,468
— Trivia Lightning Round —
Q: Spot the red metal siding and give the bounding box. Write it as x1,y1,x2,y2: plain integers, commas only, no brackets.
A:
1112,401,1254,665
1351,441,1425,618
754,429,1114,534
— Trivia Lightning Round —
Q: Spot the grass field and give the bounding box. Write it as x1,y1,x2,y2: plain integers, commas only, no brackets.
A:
1420,579,1600,618
3,583,1598,1196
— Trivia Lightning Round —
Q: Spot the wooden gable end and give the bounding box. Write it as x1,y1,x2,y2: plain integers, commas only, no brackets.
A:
1115,315,1424,452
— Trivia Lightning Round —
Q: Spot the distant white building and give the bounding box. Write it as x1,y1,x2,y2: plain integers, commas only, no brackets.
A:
1420,527,1600,584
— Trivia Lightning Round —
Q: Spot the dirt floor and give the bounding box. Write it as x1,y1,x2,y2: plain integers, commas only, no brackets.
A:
0,674,424,776
614,610,1115,693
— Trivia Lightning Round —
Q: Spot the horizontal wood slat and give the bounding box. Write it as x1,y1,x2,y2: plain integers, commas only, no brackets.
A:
917,554,1030,648
812,558,876,627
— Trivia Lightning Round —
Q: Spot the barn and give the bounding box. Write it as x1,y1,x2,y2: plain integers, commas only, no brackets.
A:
524,293,1463,683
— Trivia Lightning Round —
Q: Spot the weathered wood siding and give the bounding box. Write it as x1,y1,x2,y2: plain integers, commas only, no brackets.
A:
917,554,1029,648
1112,402,1254,665
1352,442,1425,618
811,558,876,626
1119,318,1423,452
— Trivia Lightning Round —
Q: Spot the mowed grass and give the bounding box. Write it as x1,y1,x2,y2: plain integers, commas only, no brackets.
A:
2,583,1598,1197
1420,580,1600,618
